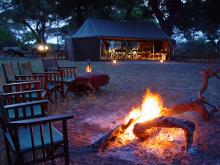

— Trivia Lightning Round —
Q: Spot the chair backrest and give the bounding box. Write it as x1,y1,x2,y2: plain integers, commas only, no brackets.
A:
17,62,33,75
7,113,72,164
2,89,45,105
3,100,48,122
42,58,59,71
0,75,4,95
0,76,4,126
2,63,16,82
4,81,40,93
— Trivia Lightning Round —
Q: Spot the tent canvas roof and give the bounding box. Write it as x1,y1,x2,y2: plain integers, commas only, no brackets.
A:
72,18,169,40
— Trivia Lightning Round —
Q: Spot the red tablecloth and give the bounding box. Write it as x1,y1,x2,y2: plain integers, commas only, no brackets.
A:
71,74,110,92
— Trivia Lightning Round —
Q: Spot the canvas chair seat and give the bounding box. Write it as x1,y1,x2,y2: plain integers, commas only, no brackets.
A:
5,124,63,152
25,91,46,99
52,76,75,84
62,77,75,83
47,83,56,91
7,105,44,120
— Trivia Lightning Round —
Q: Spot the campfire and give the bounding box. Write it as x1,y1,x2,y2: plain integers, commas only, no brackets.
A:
92,89,211,153
123,90,163,140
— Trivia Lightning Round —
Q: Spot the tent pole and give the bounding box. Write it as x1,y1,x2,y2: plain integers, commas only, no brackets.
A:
89,20,105,60
100,40,102,59
153,41,155,60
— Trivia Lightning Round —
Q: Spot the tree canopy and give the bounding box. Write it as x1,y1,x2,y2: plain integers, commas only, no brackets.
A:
0,0,219,53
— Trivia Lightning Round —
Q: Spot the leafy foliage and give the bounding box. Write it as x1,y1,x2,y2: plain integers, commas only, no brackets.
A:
0,0,57,43
0,0,219,57
0,26,17,47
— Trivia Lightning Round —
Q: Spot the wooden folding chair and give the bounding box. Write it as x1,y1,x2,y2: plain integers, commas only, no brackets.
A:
0,75,46,126
1,100,73,165
42,58,77,96
17,61,58,101
0,72,46,100
3,62,57,102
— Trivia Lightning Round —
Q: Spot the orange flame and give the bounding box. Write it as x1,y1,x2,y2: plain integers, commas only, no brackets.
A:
85,65,92,73
124,89,163,139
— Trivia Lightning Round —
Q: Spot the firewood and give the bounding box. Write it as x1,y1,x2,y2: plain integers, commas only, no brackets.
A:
198,65,220,101
162,100,210,120
133,117,195,149
91,119,134,152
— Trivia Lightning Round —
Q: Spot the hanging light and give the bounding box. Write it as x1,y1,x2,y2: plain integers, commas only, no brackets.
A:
37,43,49,57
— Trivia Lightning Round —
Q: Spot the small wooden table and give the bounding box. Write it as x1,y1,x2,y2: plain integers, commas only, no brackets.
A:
71,74,110,93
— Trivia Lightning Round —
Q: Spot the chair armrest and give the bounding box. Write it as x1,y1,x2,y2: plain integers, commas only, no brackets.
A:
4,81,39,86
33,72,58,75
4,81,40,93
2,89,45,96
2,89,46,105
33,72,59,78
33,71,59,83
9,114,73,126
15,74,45,78
7,80,28,83
43,68,63,73
58,66,77,78
59,66,77,69
4,100,48,109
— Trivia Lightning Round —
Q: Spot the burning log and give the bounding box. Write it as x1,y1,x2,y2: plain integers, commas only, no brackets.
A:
133,117,195,149
162,101,210,121
92,119,134,152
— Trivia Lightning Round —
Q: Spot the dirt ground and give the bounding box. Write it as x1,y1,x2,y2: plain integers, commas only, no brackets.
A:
0,59,220,164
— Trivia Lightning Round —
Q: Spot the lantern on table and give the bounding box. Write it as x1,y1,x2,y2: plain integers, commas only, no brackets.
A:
85,59,92,73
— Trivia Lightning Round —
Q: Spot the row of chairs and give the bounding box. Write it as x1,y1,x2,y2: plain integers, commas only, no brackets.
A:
0,59,75,164
2,58,77,102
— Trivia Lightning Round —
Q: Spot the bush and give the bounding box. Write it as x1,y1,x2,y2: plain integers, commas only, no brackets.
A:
175,40,219,59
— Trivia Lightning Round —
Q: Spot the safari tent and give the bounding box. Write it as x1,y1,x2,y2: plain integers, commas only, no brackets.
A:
65,18,171,61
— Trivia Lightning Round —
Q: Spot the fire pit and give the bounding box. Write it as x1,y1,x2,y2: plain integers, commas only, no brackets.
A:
91,89,210,153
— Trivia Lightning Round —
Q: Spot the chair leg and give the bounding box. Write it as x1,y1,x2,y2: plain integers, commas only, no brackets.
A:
4,140,12,165
64,147,69,165
15,154,24,165
63,121,69,165
51,159,56,165
64,86,70,97
55,89,57,104
61,83,65,97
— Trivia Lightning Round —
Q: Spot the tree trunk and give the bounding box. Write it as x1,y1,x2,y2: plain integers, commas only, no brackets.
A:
148,0,173,36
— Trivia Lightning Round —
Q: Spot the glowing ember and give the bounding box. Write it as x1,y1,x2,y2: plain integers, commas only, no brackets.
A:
124,89,163,139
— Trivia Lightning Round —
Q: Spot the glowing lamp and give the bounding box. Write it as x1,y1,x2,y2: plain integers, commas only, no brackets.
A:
85,65,92,73
38,45,44,51
160,60,164,63
85,59,92,73
37,43,49,57
112,59,117,64
45,45,49,50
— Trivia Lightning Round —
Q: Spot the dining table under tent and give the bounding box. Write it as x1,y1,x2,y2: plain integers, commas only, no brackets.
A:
65,18,172,61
